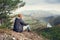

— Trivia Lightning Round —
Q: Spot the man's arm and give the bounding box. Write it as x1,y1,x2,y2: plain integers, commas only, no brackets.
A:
20,19,28,26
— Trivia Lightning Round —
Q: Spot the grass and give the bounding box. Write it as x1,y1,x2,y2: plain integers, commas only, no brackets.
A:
33,26,60,40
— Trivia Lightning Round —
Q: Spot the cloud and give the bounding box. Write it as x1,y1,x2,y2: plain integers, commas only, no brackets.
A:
46,0,60,3
13,5,60,12
13,0,60,13
23,0,60,5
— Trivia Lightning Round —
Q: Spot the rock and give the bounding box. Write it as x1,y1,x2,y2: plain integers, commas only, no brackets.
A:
0,29,45,40
0,33,16,40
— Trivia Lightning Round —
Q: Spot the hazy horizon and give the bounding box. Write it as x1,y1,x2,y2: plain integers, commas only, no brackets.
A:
12,0,60,15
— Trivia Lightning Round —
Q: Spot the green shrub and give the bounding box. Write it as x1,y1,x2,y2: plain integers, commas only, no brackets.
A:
33,26,60,40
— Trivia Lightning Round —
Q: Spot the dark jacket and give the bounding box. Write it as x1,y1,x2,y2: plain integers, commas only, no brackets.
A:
13,18,27,32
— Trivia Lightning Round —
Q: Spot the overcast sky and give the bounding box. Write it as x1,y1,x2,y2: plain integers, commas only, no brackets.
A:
23,0,60,5
13,0,60,14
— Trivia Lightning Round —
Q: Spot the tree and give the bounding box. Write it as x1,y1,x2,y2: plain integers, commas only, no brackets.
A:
0,0,25,28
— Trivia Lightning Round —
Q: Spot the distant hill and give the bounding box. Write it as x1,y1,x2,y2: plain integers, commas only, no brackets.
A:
21,10,60,26
51,16,60,26
21,10,53,17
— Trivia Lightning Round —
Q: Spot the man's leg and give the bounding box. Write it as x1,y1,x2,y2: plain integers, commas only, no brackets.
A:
23,25,31,32
27,25,31,32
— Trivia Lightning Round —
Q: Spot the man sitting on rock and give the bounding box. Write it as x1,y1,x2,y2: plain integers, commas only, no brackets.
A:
13,14,31,32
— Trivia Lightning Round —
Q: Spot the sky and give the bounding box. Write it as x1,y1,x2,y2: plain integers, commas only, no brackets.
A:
23,0,60,5
13,0,60,14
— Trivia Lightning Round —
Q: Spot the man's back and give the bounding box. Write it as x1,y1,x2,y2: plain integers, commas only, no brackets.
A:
13,18,23,32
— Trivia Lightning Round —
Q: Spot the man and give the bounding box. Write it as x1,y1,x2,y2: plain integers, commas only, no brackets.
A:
13,14,31,32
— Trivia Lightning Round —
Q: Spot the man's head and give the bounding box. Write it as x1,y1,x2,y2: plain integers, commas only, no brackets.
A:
18,14,23,19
